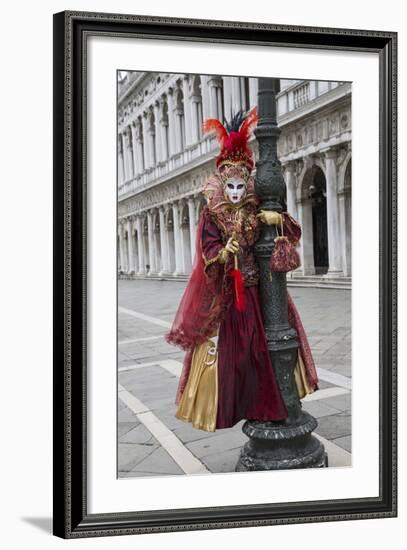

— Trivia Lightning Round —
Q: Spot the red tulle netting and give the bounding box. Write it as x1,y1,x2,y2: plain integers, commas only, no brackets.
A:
165,208,232,353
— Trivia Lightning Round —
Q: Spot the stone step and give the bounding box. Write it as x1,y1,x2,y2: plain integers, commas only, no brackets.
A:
287,280,351,290
290,275,351,282
288,275,351,289
119,274,189,282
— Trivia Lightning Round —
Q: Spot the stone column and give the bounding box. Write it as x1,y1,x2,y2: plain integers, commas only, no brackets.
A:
161,121,169,161
216,84,224,121
231,77,243,112
174,105,183,153
283,162,299,219
147,211,157,274
165,206,175,273
309,80,319,101
133,229,139,274
182,76,193,147
167,88,176,157
323,148,343,276
118,220,127,272
159,98,169,161
200,75,211,121
249,78,259,108
118,134,125,185
208,76,222,118
130,123,139,176
338,190,351,277
346,191,352,276
153,102,163,163
240,77,247,109
148,118,156,167
172,202,183,275
121,133,129,182
188,197,197,263
222,77,234,121
136,216,146,275
298,199,315,275
190,96,200,143
147,211,157,275
159,207,170,275
133,120,144,174
142,113,151,169
126,217,136,274
178,201,187,273
125,129,134,180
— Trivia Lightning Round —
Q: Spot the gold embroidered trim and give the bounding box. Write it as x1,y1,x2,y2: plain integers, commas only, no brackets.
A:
217,248,229,264
202,249,224,268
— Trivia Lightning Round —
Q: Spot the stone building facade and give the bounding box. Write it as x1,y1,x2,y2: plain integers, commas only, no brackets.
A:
117,72,351,285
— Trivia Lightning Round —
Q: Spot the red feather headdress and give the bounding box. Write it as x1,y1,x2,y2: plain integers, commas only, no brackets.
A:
202,107,258,171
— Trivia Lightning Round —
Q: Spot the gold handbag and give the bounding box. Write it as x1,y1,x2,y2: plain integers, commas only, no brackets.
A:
175,340,218,432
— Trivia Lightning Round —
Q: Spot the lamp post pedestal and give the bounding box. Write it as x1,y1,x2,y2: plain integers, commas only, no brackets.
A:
236,78,327,472
236,415,326,471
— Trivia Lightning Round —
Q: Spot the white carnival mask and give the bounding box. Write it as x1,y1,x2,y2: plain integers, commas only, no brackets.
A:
224,177,247,204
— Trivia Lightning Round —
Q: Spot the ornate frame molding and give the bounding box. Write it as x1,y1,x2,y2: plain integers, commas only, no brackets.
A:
53,10,397,538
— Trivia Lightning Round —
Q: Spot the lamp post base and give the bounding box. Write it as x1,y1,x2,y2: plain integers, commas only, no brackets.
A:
235,412,328,471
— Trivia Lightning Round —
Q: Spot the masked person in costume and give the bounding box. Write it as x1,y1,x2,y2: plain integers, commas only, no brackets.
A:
166,108,319,432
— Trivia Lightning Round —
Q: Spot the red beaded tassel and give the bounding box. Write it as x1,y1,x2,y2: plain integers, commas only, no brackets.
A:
230,254,245,312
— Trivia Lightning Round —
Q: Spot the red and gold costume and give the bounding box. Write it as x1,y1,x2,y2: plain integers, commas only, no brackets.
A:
166,108,318,432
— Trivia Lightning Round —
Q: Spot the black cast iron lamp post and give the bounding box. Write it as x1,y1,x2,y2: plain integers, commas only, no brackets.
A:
236,78,327,471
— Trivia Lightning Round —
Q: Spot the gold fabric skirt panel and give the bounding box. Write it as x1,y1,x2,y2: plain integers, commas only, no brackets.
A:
294,349,314,399
175,340,218,432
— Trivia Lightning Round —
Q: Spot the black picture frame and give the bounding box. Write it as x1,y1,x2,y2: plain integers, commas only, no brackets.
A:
53,10,397,538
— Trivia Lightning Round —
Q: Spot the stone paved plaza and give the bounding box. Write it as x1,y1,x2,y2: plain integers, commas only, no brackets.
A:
118,279,352,478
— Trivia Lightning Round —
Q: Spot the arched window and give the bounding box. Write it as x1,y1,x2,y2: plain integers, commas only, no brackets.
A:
242,77,250,111
118,133,125,184
301,165,329,275
136,116,145,172
215,78,224,121
128,125,135,178
161,99,170,160
148,108,157,166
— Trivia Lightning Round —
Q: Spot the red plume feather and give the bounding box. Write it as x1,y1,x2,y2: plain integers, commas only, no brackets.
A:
238,106,258,141
202,118,228,145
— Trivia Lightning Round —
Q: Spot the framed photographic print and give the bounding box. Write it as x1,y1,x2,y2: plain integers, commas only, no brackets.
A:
53,10,397,538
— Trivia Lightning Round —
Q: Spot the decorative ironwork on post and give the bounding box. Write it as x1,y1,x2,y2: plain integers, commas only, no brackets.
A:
236,78,327,471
